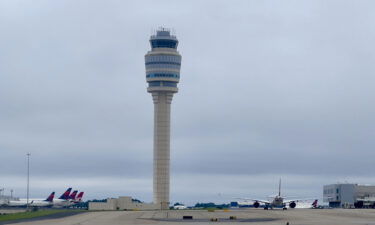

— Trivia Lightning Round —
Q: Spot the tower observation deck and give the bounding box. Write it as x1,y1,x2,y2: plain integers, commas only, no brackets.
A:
145,28,181,210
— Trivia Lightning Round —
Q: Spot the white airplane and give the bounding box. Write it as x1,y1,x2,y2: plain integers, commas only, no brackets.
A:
295,199,319,209
173,204,187,210
52,188,84,207
5,188,84,208
7,192,55,207
238,179,311,210
74,191,84,203
50,187,72,207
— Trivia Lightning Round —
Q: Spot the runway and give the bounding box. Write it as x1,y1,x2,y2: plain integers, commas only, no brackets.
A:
4,208,375,225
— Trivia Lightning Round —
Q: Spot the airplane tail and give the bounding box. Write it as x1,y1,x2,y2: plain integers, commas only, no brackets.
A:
69,190,78,200
312,199,318,208
45,192,55,202
59,188,72,200
75,192,84,202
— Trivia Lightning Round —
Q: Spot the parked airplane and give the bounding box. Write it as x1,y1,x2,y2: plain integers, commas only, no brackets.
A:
51,187,71,206
7,192,55,207
52,188,84,207
173,204,187,210
238,179,311,210
68,190,78,200
73,192,84,203
4,188,84,208
60,188,72,200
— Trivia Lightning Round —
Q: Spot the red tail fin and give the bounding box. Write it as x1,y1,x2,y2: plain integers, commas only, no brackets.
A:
69,190,78,200
312,199,318,208
46,192,55,202
59,188,72,200
76,192,84,202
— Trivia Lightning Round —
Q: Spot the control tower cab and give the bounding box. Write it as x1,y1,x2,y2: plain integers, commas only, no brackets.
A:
145,28,181,93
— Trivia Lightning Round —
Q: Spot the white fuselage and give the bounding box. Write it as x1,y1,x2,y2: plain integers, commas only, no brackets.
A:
7,198,73,208
174,205,187,210
270,196,285,207
52,199,73,207
8,199,52,207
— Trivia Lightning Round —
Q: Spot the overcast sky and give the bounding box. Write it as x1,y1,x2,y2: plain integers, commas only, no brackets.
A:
0,0,374,205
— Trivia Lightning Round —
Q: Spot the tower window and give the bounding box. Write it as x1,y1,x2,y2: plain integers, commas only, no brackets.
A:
162,81,177,87
146,73,180,78
148,81,161,87
151,39,178,48
148,81,177,88
145,61,181,66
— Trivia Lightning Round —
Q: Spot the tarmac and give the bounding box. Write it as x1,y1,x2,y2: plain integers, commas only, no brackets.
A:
3,208,375,225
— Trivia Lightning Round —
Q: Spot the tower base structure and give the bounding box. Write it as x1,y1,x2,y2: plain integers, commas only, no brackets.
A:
152,92,173,210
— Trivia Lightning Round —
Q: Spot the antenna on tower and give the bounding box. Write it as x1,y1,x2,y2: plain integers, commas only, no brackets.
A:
171,28,176,36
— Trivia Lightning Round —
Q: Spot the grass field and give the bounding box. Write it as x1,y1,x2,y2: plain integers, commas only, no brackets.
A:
0,209,84,222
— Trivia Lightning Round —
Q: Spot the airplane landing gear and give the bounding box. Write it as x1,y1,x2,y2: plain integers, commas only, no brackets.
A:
283,207,287,210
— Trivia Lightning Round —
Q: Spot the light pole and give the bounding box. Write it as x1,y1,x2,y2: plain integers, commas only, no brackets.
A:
26,153,31,210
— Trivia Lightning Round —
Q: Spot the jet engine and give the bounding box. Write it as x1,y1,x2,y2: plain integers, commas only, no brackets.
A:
253,201,260,208
289,201,296,208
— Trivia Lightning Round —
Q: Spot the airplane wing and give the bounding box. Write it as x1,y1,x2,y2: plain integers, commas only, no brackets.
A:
252,199,270,204
235,198,270,204
283,198,313,204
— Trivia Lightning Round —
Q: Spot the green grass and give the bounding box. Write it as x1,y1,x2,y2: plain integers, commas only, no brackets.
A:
0,209,84,222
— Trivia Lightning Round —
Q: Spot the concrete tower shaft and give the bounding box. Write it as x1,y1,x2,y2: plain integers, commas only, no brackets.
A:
145,28,181,210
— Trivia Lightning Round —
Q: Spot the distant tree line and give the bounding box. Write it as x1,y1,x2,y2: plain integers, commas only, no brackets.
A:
194,202,229,209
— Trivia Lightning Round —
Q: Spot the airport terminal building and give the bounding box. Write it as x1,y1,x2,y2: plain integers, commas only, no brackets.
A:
324,183,375,208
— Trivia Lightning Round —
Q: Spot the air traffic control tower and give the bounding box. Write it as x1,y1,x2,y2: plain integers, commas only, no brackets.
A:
145,28,181,210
